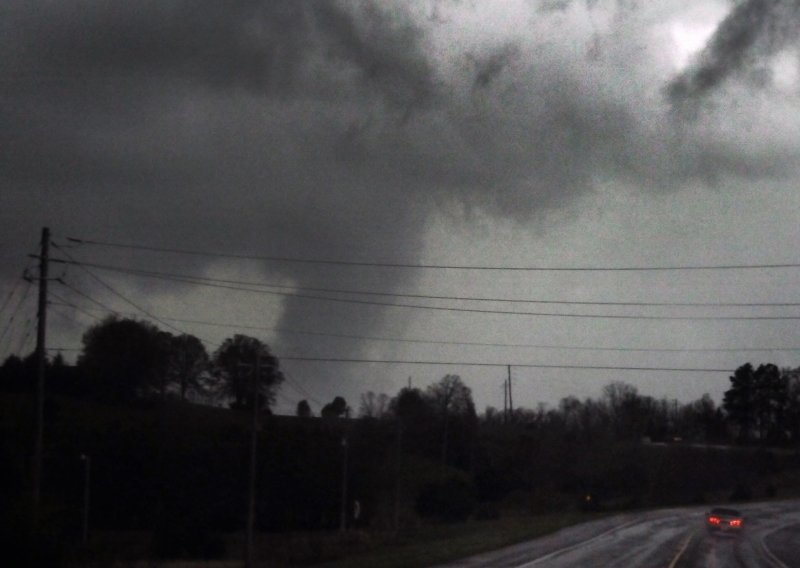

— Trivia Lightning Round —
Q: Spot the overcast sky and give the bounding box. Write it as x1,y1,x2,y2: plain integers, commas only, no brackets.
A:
2,0,800,415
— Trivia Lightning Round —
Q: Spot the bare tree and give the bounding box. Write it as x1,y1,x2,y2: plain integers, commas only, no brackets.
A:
425,375,475,468
358,391,390,419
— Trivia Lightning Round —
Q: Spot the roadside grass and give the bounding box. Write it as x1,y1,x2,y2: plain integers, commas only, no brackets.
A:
315,511,606,568
64,511,608,567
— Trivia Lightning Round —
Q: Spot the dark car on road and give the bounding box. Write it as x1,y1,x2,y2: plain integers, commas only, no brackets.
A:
706,507,744,535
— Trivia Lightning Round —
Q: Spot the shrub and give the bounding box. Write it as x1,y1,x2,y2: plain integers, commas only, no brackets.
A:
416,476,477,522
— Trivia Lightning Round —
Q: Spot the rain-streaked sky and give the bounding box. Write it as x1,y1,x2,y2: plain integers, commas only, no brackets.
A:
2,0,800,415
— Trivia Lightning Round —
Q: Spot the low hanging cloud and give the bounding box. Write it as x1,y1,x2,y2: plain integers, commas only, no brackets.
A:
667,0,800,106
2,0,800,376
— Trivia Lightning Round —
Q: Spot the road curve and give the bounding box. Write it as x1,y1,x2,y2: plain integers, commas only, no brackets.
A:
437,499,800,568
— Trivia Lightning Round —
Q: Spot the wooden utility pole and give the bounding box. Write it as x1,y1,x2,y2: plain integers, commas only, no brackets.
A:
245,353,260,568
507,365,513,419
80,454,91,544
503,379,508,422
339,435,348,533
393,421,402,533
32,226,49,522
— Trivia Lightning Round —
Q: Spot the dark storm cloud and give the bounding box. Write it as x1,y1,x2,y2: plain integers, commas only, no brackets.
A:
667,0,800,105
313,1,439,112
470,44,520,89
536,0,573,12
534,0,636,13
5,0,436,105
4,0,800,404
0,0,710,265
2,0,440,191
0,0,445,376
6,2,306,96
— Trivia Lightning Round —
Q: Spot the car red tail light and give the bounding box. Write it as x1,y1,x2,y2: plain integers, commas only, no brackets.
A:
708,516,721,525
730,519,742,527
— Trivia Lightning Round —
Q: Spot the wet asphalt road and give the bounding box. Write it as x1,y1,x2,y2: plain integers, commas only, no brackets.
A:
438,499,800,568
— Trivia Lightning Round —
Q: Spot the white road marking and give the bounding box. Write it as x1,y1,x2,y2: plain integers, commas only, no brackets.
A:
518,518,654,567
759,522,796,568
668,531,694,568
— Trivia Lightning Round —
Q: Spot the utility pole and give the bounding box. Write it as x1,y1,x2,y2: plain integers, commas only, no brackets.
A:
80,454,91,544
507,365,513,419
503,379,508,422
32,226,49,522
393,421,402,533
245,352,260,568
339,435,348,533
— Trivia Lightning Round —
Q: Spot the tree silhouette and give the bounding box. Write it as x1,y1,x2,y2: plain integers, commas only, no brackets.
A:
321,396,348,418
212,334,283,410
167,334,209,401
296,399,312,418
78,316,172,402
752,363,787,442
785,367,800,442
721,363,789,443
358,391,390,419
391,387,430,423
724,363,757,442
425,375,476,468
0,354,28,393
602,382,648,440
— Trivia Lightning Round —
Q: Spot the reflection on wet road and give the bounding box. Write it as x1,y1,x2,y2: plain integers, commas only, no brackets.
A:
439,499,800,568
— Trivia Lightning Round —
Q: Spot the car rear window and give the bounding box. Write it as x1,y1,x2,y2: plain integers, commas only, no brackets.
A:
710,508,741,517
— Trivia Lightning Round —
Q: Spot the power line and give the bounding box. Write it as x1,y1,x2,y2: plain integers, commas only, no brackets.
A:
0,277,25,319
50,247,222,352
282,371,324,407
269,328,800,353
50,296,222,352
0,278,33,353
275,390,300,409
46,257,800,321
43,300,800,354
49,303,92,334
52,243,190,336
49,258,800,308
16,316,35,356
278,356,732,373
0,252,37,321
55,278,121,316
48,291,104,323
158,317,800,353
66,236,800,272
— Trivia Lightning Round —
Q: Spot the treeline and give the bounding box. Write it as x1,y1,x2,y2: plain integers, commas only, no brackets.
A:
348,370,800,520
724,363,800,443
8,316,799,451
4,315,800,564
0,316,283,409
